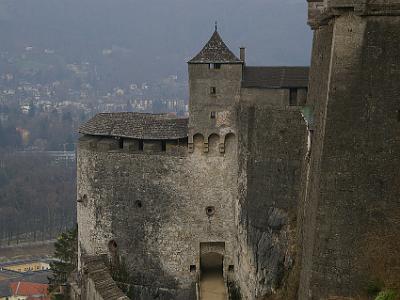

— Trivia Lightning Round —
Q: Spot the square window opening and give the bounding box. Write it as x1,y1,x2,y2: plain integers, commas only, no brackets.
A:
209,63,221,70
190,265,196,272
210,112,216,119
210,87,217,95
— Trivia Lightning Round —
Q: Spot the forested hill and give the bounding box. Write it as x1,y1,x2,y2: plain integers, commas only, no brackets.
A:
0,0,311,84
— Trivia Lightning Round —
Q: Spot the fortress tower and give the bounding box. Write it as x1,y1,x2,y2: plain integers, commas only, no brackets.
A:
298,1,400,298
187,27,243,154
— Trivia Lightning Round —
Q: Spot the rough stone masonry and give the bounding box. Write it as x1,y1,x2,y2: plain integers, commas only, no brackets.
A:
76,28,308,300
75,1,400,299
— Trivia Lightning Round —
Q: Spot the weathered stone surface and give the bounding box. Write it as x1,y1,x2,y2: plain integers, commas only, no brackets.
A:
80,255,129,300
236,104,307,299
298,6,400,300
77,28,309,300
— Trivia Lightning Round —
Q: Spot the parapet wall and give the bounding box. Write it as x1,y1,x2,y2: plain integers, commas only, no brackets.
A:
77,132,238,299
79,255,129,300
308,0,400,28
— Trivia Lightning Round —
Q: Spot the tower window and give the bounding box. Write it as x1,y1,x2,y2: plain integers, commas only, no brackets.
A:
209,63,221,70
190,265,196,272
210,87,217,95
289,88,298,106
210,112,216,119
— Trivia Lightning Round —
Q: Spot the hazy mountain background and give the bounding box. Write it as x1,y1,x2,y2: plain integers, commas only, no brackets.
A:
0,0,312,84
0,0,312,245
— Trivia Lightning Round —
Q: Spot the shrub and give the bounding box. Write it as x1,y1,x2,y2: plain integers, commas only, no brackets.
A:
375,290,398,300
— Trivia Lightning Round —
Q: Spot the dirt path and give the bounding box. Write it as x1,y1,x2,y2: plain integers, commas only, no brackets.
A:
200,273,227,300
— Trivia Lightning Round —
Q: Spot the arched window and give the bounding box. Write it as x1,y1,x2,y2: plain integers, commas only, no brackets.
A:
208,133,220,155
224,133,236,155
193,133,204,153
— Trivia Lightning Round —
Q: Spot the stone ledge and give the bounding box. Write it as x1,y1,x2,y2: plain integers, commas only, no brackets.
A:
82,255,130,300
308,1,400,29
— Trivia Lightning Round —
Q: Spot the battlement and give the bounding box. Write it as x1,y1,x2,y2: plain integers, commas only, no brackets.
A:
308,0,400,28
78,135,188,156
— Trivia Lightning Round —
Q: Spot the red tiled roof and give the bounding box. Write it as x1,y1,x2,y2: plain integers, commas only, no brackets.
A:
10,281,49,297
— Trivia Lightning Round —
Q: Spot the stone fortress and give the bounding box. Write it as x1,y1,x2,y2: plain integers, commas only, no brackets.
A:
74,1,400,299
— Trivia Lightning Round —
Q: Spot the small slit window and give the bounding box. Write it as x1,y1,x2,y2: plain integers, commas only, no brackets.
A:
209,63,221,70
139,140,144,151
210,112,216,119
289,88,298,106
162,141,166,152
210,87,216,95
108,240,118,252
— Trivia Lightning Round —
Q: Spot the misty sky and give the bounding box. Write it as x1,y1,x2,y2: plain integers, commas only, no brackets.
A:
0,0,312,81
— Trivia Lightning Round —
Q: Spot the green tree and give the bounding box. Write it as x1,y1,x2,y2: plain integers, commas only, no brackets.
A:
48,226,78,299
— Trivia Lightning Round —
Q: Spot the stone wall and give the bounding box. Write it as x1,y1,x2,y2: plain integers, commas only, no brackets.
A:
188,63,242,140
77,133,238,299
298,11,400,299
236,103,307,299
79,255,129,300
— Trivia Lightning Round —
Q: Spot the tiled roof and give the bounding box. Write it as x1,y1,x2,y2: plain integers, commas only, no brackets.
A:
242,66,309,88
10,281,48,297
21,270,53,284
79,113,189,140
0,281,11,297
189,30,242,64
0,269,22,280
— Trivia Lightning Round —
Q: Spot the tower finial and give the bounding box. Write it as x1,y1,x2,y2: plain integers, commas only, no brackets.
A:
215,21,218,31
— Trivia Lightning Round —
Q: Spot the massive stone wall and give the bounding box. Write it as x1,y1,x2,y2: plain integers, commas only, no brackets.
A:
236,102,307,299
298,11,400,300
77,134,238,299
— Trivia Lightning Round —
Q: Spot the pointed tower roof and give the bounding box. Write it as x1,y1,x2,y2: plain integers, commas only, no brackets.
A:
189,28,242,64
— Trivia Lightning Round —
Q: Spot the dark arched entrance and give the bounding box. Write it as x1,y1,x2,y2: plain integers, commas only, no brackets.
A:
200,252,223,276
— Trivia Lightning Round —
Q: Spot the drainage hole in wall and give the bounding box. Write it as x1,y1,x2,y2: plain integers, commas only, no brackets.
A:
206,206,215,216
